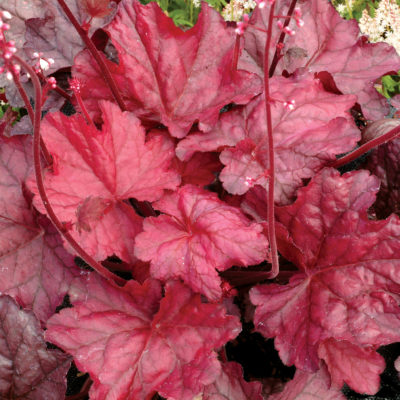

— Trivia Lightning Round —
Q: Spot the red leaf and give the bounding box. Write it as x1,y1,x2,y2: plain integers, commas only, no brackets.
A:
27,101,180,263
172,152,222,186
0,133,77,322
273,0,400,119
0,296,71,398
241,0,400,119
134,184,268,300
318,338,385,395
179,73,359,204
269,366,346,400
201,361,263,400
80,0,113,18
250,168,400,371
73,1,262,137
46,274,241,400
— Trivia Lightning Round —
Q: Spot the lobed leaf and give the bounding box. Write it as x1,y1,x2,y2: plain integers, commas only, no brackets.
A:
46,274,241,399
73,0,262,137
251,168,400,371
135,184,269,300
0,296,71,398
27,101,179,263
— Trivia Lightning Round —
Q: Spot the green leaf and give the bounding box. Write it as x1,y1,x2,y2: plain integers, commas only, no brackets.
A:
381,72,400,98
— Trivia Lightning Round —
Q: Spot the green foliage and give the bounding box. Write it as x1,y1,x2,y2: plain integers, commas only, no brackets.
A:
332,0,378,20
377,71,400,98
139,0,226,27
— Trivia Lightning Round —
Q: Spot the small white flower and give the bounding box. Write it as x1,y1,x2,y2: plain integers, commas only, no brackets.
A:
336,4,346,14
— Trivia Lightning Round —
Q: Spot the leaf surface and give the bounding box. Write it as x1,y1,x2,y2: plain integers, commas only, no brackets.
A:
28,101,180,262
250,168,400,371
201,361,263,400
178,74,359,204
46,274,241,400
135,184,268,300
269,366,346,400
241,0,400,119
364,121,400,218
73,1,262,137
318,338,385,395
0,296,71,399
0,133,77,322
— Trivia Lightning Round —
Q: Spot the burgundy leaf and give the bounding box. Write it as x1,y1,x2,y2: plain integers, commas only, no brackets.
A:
318,338,385,395
134,184,268,300
0,133,77,322
46,274,241,400
0,296,71,398
179,73,359,204
73,0,262,137
27,101,180,263
365,135,400,218
23,0,116,74
172,152,222,186
250,168,400,371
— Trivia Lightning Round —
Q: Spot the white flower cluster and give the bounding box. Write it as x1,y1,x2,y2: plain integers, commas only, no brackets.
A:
358,0,400,54
221,0,256,22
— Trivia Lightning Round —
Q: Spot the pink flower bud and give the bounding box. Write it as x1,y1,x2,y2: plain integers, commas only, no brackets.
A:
283,26,295,35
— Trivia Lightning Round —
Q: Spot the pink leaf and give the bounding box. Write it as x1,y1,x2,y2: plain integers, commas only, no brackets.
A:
250,168,400,371
273,0,400,119
134,184,268,300
241,0,400,119
73,1,262,137
269,366,346,400
201,361,263,400
27,101,180,262
318,338,385,395
46,274,241,400
179,73,359,204
0,296,71,398
0,133,77,322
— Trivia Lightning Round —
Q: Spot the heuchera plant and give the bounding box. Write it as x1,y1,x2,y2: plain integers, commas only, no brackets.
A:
0,0,400,398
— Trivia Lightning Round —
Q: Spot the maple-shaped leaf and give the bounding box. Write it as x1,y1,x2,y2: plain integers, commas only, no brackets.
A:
46,274,241,400
0,133,78,323
0,296,71,398
250,168,400,372
318,338,385,395
72,0,262,137
269,366,346,400
241,0,400,119
27,101,180,263
178,73,359,204
134,184,268,300
201,361,263,400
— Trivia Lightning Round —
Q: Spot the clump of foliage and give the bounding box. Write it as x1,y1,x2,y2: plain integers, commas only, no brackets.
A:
0,0,399,399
